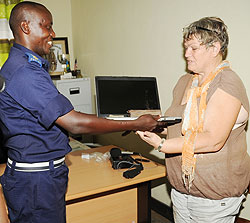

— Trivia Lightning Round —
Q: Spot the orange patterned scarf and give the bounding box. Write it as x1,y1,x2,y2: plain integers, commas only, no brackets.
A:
181,60,230,191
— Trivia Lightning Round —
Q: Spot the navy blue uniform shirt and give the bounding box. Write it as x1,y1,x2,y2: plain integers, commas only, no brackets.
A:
0,43,74,162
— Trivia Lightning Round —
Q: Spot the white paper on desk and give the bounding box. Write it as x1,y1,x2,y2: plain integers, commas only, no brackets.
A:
81,152,110,162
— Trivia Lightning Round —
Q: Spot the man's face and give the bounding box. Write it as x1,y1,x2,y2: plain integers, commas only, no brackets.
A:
28,8,55,56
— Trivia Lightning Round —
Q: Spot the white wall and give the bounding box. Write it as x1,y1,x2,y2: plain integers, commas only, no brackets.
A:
37,0,250,219
34,0,75,64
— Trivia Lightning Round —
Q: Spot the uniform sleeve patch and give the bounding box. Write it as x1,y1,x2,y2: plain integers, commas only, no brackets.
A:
25,52,42,67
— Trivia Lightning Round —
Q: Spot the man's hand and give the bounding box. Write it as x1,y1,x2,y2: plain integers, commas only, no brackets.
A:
135,114,159,131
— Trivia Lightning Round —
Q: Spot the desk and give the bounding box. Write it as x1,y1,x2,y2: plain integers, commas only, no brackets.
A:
0,144,166,223
66,145,166,223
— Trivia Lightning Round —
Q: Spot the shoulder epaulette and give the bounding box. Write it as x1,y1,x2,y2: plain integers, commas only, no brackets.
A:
25,52,42,68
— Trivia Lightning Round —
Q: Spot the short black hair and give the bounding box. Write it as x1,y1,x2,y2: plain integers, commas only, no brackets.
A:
9,1,47,36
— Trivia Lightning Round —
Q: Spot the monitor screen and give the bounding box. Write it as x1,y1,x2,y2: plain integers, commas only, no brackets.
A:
95,76,161,117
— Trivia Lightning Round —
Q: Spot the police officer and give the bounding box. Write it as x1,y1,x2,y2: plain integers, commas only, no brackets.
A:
0,2,162,222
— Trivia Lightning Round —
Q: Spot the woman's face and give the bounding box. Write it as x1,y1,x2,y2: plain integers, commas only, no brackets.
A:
184,35,213,74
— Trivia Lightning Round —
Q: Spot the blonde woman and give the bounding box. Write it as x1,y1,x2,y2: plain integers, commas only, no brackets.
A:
137,17,250,223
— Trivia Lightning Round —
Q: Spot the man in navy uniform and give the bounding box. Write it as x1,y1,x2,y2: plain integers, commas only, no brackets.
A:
0,2,161,222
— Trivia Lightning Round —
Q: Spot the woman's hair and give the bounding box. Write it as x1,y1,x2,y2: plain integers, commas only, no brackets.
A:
183,17,229,58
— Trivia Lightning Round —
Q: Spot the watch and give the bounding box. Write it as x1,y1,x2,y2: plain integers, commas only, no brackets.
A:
155,138,165,152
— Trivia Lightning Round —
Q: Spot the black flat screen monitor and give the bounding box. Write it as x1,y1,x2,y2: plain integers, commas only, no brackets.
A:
95,76,161,117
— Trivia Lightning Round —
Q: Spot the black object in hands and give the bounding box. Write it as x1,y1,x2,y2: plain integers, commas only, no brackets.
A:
152,126,165,133
152,116,182,133
122,117,182,134
158,116,182,124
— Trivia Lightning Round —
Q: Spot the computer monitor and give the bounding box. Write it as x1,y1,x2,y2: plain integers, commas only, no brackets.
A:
95,76,161,118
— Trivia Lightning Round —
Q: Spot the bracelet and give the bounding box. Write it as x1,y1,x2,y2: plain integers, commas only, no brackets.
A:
155,138,165,152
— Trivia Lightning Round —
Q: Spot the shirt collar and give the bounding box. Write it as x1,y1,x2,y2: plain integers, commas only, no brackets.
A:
13,43,50,70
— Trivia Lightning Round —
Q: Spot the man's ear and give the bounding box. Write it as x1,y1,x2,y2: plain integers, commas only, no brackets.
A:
20,21,30,34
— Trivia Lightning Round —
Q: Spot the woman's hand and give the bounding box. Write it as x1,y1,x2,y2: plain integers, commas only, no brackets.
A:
136,131,162,148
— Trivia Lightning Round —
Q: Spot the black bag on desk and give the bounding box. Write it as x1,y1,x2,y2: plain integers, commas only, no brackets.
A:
110,148,143,178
